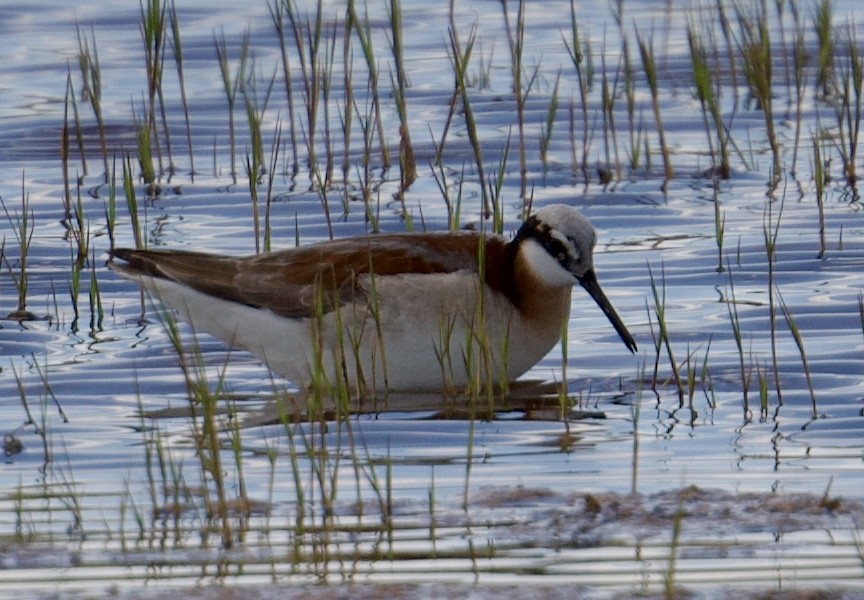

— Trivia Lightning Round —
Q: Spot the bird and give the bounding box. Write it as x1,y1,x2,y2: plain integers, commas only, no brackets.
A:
110,204,637,394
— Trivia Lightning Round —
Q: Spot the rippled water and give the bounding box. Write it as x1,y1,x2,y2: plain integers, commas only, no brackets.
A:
1,0,863,598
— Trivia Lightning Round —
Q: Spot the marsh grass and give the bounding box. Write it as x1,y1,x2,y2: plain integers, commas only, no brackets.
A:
134,112,158,193
430,157,464,231
75,24,108,181
687,22,731,179
663,504,684,600
735,3,781,188
347,0,390,174
832,24,863,197
139,0,171,179
154,309,261,551
698,336,717,411
501,0,536,199
287,0,324,187
4,355,70,541
241,62,274,188
684,344,698,421
812,132,828,257
168,0,195,178
65,182,92,329
60,0,864,205
104,160,118,254
10,0,864,585
636,29,673,187
713,188,726,272
316,19,339,196
1,181,37,321
261,119,284,252
62,71,84,221
757,361,770,420
630,362,644,495
447,16,489,218
763,196,784,406
487,133,512,232
646,263,684,401
267,2,297,175
387,0,417,197
814,0,836,98
241,61,277,253
599,36,621,183
724,260,752,420
539,70,561,179
859,292,864,343
789,5,809,177
68,245,83,329
563,1,593,184
776,288,818,419
214,30,243,184
608,4,637,175
12,365,49,464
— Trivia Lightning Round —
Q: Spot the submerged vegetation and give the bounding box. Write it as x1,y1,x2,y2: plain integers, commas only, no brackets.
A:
1,0,863,595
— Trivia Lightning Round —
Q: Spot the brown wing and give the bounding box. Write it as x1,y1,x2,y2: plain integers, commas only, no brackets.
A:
112,231,512,318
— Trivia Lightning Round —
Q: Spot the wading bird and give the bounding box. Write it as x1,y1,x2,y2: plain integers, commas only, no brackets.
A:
111,204,636,393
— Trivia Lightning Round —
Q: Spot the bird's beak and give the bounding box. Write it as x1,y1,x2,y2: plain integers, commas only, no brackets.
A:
577,269,637,353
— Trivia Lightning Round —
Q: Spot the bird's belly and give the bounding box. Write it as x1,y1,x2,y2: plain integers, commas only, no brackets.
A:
313,273,559,392
138,273,561,393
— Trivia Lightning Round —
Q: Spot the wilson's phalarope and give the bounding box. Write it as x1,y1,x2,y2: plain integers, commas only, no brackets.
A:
110,204,636,392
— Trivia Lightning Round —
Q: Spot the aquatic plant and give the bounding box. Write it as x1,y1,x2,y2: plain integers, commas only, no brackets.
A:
599,36,621,183
814,0,836,98
214,30,243,183
735,3,781,188
713,188,726,273
763,195,784,406
268,0,300,174
61,71,85,220
501,0,536,199
563,0,594,183
75,24,109,181
139,0,171,179
159,308,242,550
346,0,390,173
387,0,417,197
776,288,818,419
539,70,561,179
647,262,683,401
134,110,158,192
168,0,195,178
447,16,489,217
832,24,863,196
636,28,674,186
788,3,809,177
724,261,751,421
687,22,731,179
1,181,36,320
812,132,828,258
664,504,685,600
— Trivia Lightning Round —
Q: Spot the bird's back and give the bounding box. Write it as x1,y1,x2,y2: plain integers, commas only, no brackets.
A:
112,230,512,318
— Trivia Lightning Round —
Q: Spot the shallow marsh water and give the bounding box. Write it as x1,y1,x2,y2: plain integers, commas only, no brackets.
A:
0,0,863,598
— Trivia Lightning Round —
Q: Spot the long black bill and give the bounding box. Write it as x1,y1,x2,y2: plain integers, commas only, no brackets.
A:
577,269,638,353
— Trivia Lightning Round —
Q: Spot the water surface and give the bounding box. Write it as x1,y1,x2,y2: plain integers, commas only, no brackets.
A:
0,1,862,598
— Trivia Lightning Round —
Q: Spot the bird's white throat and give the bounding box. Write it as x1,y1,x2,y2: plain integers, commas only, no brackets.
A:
519,238,577,288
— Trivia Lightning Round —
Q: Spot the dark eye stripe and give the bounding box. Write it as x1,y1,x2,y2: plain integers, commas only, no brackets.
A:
516,217,571,268
540,233,569,266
